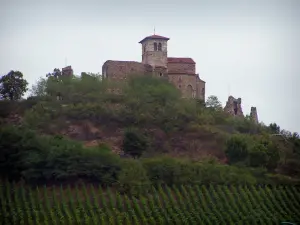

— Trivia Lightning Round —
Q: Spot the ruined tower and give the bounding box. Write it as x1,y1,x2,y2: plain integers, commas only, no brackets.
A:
250,107,258,124
139,34,169,68
224,96,244,117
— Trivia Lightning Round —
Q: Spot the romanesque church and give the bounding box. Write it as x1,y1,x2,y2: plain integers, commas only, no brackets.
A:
102,34,206,100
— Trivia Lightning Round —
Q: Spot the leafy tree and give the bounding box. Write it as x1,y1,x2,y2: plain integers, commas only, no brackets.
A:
248,144,268,167
29,77,47,97
225,135,249,164
46,68,62,79
0,71,28,101
45,68,70,100
290,132,300,156
122,128,148,158
269,123,280,134
205,95,222,110
280,129,292,138
118,159,150,196
265,142,280,171
81,72,102,81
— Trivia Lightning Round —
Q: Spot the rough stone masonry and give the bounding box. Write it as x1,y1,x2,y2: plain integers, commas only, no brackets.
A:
102,34,206,100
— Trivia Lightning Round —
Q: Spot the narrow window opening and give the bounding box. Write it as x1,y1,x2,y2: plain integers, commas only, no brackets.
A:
159,73,163,76
154,42,158,51
158,43,162,51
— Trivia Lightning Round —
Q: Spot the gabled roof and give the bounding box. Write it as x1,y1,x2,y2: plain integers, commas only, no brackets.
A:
167,57,195,64
139,34,170,43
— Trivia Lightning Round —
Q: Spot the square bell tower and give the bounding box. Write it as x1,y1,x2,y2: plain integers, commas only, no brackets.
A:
139,34,169,68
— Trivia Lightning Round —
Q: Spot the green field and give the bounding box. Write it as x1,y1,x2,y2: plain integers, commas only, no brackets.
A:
1,181,299,225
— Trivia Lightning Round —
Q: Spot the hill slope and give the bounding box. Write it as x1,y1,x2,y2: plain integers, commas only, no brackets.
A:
0,74,300,186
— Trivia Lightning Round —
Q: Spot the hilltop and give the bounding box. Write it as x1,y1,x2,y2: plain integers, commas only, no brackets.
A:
0,71,300,188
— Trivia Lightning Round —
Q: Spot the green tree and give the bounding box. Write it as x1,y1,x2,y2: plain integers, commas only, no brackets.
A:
205,95,222,110
122,128,148,158
0,71,28,100
118,159,150,196
248,144,268,167
265,142,280,171
81,72,102,81
29,77,47,97
225,135,249,164
46,68,62,79
269,123,280,134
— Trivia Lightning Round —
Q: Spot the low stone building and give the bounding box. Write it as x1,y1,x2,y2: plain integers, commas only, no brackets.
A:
102,34,206,100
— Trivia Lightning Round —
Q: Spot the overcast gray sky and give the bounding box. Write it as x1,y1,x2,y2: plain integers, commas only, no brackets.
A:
0,0,299,133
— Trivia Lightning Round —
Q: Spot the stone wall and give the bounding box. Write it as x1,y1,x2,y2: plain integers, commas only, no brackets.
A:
142,39,168,52
250,107,258,124
102,60,153,80
62,66,73,76
167,62,195,74
141,39,168,67
153,66,168,79
168,74,198,98
196,76,205,100
224,96,244,117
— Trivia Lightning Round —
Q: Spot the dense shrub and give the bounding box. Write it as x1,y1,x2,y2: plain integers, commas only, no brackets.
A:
248,143,268,167
0,125,120,185
2,74,299,186
280,159,300,177
1,125,295,187
142,157,257,186
225,134,249,164
0,100,18,117
122,128,148,158
118,159,150,196
142,157,182,185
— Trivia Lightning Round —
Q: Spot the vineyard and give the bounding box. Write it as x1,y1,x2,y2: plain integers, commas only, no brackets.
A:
1,181,300,225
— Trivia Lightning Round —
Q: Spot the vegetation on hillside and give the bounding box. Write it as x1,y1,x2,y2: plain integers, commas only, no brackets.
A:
0,69,300,190
1,181,300,224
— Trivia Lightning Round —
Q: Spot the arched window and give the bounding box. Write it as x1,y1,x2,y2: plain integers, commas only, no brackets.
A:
154,42,157,51
158,43,162,51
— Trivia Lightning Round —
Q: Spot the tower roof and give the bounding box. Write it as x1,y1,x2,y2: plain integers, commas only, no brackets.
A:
139,34,170,43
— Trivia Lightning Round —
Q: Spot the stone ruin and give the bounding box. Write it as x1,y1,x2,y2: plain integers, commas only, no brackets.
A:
224,95,259,123
250,107,258,124
62,66,73,76
224,96,244,117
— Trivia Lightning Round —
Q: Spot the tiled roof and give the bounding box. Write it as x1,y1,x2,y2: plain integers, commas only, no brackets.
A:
167,57,195,64
139,34,170,43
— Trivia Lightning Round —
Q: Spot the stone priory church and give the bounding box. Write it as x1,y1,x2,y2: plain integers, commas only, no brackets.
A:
102,34,206,100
